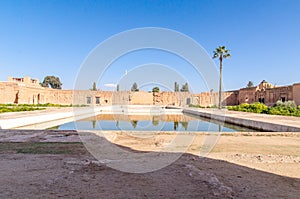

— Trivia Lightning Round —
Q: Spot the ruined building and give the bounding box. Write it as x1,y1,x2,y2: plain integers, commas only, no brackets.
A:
0,77,299,106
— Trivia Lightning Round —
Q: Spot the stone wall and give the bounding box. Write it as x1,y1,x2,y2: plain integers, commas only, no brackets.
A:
193,92,214,107
292,83,300,106
0,82,20,104
131,92,153,105
238,85,294,106
1,80,299,106
0,82,53,104
153,92,194,106
238,87,258,104
223,91,239,106
8,76,40,87
193,91,238,107
263,86,293,106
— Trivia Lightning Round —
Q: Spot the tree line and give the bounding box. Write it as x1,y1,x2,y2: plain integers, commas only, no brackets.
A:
130,82,190,92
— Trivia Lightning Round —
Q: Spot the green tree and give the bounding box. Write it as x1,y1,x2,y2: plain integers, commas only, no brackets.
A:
131,82,139,92
152,86,160,92
40,76,62,89
92,82,97,91
116,84,120,92
180,82,189,92
174,82,179,92
213,46,231,109
247,81,254,88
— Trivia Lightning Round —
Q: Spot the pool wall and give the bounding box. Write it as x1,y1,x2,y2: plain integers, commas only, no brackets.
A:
182,107,300,132
0,105,181,129
1,105,300,131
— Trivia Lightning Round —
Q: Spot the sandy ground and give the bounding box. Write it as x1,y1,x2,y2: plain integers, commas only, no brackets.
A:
0,131,299,198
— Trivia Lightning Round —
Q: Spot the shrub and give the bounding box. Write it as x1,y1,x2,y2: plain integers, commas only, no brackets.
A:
228,101,300,117
274,100,296,109
271,100,299,116
248,102,268,113
189,104,205,108
268,108,282,115
274,100,283,107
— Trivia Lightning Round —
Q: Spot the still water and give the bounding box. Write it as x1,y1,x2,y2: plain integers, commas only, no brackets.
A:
51,113,256,132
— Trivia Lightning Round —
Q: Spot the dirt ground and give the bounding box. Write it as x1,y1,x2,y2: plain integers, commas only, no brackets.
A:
0,131,299,198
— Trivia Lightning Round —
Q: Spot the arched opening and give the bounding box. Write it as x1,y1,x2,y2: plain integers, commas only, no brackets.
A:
14,91,19,104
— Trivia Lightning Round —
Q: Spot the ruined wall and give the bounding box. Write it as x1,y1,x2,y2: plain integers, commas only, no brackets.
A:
193,91,238,107
238,85,294,106
0,82,55,104
238,87,257,104
153,92,194,106
0,82,21,104
73,91,114,105
153,92,177,106
111,91,130,105
292,83,300,106
262,86,293,106
95,91,113,105
193,92,214,107
222,91,239,106
1,82,78,105
8,76,40,87
1,80,299,106
131,92,153,105
152,91,238,107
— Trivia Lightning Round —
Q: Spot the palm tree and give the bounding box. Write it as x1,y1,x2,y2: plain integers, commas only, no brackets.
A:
213,46,231,109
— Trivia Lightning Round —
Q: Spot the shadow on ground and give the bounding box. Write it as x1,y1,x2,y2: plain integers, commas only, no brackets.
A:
0,134,299,198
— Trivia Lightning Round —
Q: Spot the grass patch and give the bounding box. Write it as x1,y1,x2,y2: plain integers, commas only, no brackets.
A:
0,142,87,154
0,103,88,113
0,106,45,113
0,103,88,108
189,104,218,108
189,104,205,108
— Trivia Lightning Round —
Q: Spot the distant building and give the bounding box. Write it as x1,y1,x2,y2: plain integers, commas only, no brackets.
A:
8,76,40,87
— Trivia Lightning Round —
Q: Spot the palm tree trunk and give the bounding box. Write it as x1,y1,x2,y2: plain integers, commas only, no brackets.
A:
219,58,222,109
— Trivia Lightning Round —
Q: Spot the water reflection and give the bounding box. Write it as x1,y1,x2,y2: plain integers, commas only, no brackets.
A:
174,121,178,131
152,119,159,126
180,122,188,130
92,120,96,129
57,113,257,132
131,120,138,128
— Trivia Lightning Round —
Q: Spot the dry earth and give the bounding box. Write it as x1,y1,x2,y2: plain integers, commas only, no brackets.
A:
0,130,299,198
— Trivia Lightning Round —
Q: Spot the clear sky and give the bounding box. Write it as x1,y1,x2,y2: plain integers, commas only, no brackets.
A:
0,0,299,92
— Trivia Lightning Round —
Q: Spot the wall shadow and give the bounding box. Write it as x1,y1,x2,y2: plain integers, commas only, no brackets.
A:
0,130,299,198
76,132,300,198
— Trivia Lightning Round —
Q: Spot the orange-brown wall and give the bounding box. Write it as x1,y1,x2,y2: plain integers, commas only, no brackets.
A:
238,86,294,106
1,81,299,106
131,92,153,105
293,83,300,106
238,87,257,104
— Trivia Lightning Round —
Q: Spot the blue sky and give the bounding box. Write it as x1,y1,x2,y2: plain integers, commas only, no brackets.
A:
0,0,299,92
